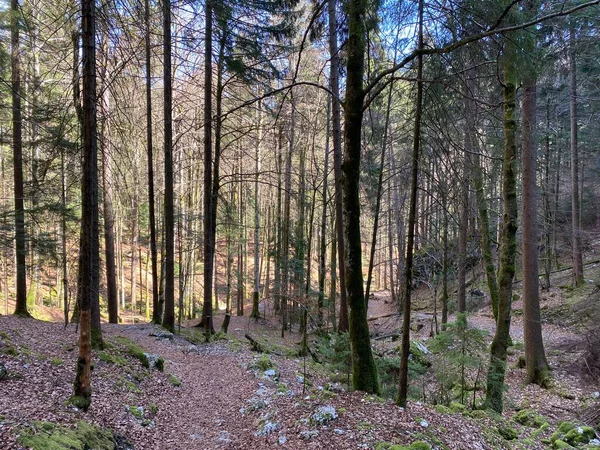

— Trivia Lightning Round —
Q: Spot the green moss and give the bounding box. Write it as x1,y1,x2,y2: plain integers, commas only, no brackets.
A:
498,425,519,440
553,440,576,449
127,405,144,419
148,403,159,416
563,426,596,446
449,402,466,413
434,405,452,414
374,442,431,450
155,357,164,372
111,336,149,368
117,377,141,394
17,420,114,450
69,395,91,411
97,351,127,366
3,345,18,356
513,409,547,428
357,421,375,430
50,358,64,366
167,374,182,387
250,354,274,371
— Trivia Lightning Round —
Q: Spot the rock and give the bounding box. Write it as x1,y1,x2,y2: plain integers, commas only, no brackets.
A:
278,435,288,445
150,330,174,340
299,430,319,439
334,429,345,435
311,405,338,425
419,419,429,428
255,421,280,436
143,353,164,371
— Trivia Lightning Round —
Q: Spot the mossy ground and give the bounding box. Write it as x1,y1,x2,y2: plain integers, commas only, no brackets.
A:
17,420,116,450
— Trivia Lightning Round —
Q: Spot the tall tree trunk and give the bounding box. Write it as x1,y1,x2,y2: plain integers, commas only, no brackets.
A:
202,0,214,338
457,159,469,313
318,101,331,328
467,73,499,321
328,0,348,332
162,0,175,331
61,150,69,325
146,0,160,324
398,0,423,407
74,0,98,410
99,44,118,324
485,36,518,414
521,6,550,385
343,0,379,394
281,100,294,336
569,25,584,287
542,97,552,290
11,0,29,317
365,82,393,306
251,100,262,320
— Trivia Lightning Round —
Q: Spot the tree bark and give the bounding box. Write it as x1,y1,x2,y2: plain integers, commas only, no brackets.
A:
74,0,99,410
569,25,584,287
365,82,393,306
146,0,160,325
99,28,118,323
521,5,550,385
485,36,518,414
328,0,348,332
202,0,214,339
11,0,29,317
398,0,423,407
162,0,175,331
343,0,379,394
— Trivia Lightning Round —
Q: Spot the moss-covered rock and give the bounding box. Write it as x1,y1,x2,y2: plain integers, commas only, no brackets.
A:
563,426,597,446
375,442,432,450
513,408,547,428
18,420,115,450
498,425,519,440
551,422,597,448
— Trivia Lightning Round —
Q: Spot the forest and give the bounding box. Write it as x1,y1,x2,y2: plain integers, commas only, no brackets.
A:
0,0,600,448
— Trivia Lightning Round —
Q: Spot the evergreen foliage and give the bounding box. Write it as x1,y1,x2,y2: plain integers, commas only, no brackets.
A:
429,313,488,407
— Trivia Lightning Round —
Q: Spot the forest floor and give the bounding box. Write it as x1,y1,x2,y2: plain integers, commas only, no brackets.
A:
1,263,599,449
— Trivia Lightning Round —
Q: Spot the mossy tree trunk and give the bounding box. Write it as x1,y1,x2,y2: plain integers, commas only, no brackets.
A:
162,0,175,332
343,0,379,394
484,35,517,414
467,71,499,322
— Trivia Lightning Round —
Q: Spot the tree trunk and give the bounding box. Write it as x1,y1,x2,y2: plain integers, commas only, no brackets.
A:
365,81,393,306
99,47,118,324
328,0,348,332
398,0,423,407
74,0,98,410
11,0,29,317
318,101,330,328
569,25,584,287
521,8,550,385
162,0,175,331
485,36,518,414
202,0,214,338
343,0,379,394
251,100,262,320
467,72,499,321
146,0,160,324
